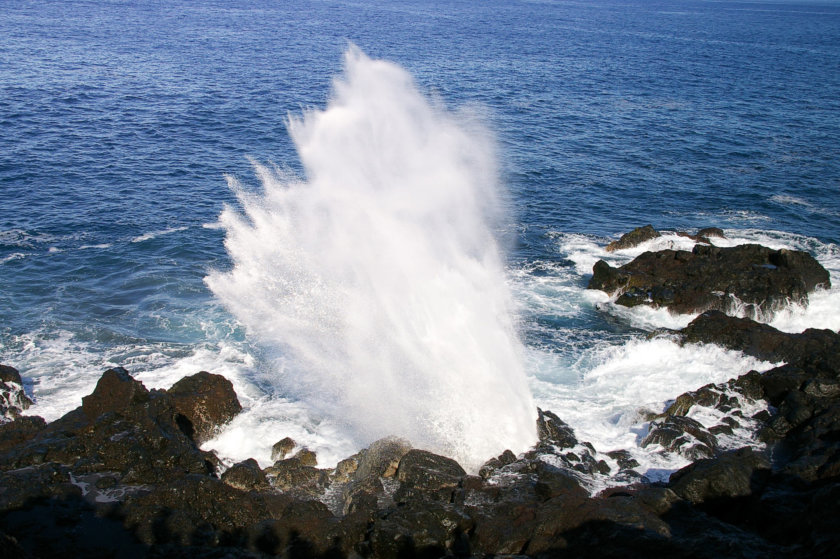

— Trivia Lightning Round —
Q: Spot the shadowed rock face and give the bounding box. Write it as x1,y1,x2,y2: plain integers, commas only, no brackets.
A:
589,244,830,315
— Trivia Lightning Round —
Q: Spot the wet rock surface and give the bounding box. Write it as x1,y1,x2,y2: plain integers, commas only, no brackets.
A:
589,243,830,315
0,355,838,558
1,365,33,421
1,233,839,558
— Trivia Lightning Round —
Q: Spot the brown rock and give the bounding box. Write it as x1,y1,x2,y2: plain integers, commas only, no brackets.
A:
605,225,661,252
81,367,150,421
270,436,296,462
167,371,242,444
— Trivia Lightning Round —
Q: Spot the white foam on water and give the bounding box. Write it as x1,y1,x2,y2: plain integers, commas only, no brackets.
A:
1,253,26,264
206,45,536,472
131,226,189,243
770,194,812,208
2,329,255,424
553,228,840,333
528,336,778,481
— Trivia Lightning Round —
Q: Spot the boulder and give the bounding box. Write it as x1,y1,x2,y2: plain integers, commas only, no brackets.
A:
292,448,317,467
352,436,412,481
221,458,270,491
270,436,296,462
697,227,726,239
394,449,466,503
589,244,830,315
264,455,329,496
167,371,242,445
669,447,770,504
605,225,661,252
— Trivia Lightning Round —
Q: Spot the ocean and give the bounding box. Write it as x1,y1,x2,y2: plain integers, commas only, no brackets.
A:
2,0,839,481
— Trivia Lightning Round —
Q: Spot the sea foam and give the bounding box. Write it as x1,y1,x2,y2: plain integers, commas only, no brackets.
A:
206,45,536,471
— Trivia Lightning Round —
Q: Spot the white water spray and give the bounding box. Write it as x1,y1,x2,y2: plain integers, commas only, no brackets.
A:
206,46,536,470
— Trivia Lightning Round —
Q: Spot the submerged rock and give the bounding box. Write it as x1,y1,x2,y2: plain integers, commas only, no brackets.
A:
589,244,830,315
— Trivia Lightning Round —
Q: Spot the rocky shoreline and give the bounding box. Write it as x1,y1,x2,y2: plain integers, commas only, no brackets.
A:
2,227,838,558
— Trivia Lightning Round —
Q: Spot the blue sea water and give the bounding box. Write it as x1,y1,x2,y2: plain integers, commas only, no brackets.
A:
2,0,839,477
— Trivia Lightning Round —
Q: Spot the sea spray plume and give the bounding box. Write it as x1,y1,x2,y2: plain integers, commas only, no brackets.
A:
206,45,536,470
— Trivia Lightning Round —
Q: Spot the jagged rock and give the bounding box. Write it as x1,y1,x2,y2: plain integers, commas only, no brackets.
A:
589,244,830,315
221,458,270,491
523,492,672,555
0,364,33,421
642,416,718,460
605,225,661,252
479,449,517,479
536,408,578,449
270,436,296,462
0,369,217,484
81,367,150,421
334,437,412,514
167,371,242,445
394,449,466,503
669,447,770,504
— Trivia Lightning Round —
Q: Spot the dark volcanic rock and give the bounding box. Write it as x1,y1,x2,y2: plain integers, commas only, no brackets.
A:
642,416,718,461
0,415,46,453
122,474,333,549
81,367,150,421
167,371,242,445
264,455,329,496
221,458,270,491
4,353,840,558
669,447,771,504
589,244,830,315
683,310,840,371
0,369,220,484
605,224,661,252
698,227,726,239
394,449,466,504
536,407,578,449
1,364,33,421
